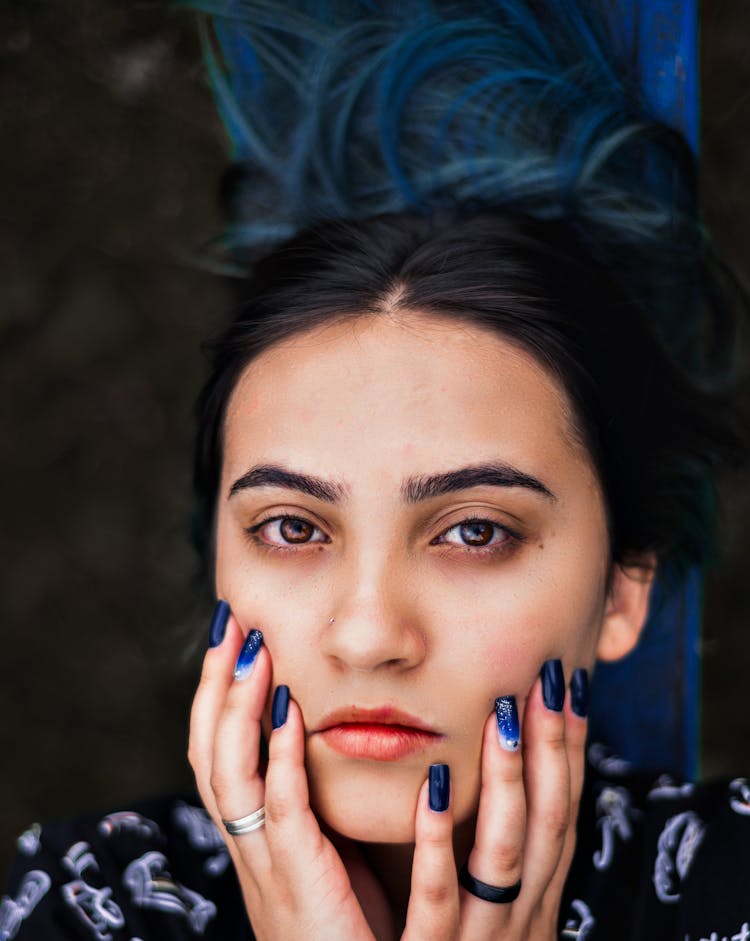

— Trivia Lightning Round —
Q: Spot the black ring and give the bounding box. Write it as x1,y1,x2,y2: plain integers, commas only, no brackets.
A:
458,862,521,903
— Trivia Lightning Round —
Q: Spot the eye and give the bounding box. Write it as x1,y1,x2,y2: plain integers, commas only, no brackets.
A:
432,517,519,552
248,515,329,548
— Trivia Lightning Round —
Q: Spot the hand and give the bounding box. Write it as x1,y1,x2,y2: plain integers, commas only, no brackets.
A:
189,606,588,941
189,610,387,940
399,660,589,941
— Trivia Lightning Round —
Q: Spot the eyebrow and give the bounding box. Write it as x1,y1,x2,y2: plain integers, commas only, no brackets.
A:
401,462,556,503
229,461,555,504
229,465,347,503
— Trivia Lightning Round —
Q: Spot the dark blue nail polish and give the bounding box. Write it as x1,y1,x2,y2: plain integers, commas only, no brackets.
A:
541,659,565,711
429,764,450,812
208,600,230,648
570,668,589,718
234,630,264,680
495,696,520,751
272,685,290,729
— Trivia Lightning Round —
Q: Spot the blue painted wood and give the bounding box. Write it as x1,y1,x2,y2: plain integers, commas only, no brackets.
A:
638,0,699,152
599,0,698,151
589,567,702,777
589,0,700,779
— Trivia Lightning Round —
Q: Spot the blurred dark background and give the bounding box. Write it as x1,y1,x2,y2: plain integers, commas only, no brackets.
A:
1,0,748,879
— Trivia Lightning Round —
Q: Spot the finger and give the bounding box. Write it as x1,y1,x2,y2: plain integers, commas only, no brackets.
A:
263,686,327,871
458,698,525,936
520,661,571,901
188,605,245,819
211,628,272,833
564,668,589,816
402,766,459,941
263,692,379,939
546,668,589,905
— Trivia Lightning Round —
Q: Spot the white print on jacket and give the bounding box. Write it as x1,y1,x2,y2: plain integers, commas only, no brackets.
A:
61,841,125,941
684,921,750,941
0,869,51,941
63,842,98,877
172,802,230,876
98,811,161,840
587,743,632,778
16,824,41,858
653,811,705,904
123,851,217,934
593,786,639,871
647,774,696,802
561,899,595,940
728,778,750,816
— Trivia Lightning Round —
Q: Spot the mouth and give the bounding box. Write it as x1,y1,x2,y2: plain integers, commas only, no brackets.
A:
313,706,443,762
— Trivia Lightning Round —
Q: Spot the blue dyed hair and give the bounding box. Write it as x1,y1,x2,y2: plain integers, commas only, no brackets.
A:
186,0,746,577
190,0,683,225
181,0,724,360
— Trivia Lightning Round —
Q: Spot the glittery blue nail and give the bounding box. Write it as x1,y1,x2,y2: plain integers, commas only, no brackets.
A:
208,600,230,649
495,696,520,751
233,629,264,680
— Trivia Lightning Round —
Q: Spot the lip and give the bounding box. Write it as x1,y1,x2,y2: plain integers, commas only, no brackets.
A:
313,706,443,762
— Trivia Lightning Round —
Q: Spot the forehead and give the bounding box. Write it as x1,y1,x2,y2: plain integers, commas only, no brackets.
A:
222,312,588,485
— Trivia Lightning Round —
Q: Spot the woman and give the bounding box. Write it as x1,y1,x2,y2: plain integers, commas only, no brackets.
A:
185,206,748,941
3,2,748,939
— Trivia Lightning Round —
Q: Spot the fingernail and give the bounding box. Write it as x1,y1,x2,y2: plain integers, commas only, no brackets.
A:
208,600,230,648
233,629,264,680
429,764,450,812
570,667,589,718
541,659,565,711
495,696,520,751
272,685,290,729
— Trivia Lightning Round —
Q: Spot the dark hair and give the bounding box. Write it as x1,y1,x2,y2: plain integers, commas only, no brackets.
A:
193,209,744,582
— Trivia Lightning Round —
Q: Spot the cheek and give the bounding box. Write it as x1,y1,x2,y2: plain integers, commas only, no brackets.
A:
215,520,330,681
447,616,550,714
425,552,605,682
216,510,324,615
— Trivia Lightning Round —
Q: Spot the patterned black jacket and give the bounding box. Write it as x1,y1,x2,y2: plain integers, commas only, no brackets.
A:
3,747,749,940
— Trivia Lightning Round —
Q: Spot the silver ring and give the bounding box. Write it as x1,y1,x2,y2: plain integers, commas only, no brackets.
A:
222,806,266,835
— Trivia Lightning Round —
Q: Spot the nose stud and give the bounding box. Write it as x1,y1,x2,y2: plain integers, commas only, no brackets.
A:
328,616,336,625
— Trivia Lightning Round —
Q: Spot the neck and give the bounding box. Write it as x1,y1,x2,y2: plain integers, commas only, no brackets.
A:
360,816,476,935
361,840,413,933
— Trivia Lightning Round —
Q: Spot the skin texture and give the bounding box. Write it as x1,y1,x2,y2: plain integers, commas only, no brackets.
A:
191,310,654,939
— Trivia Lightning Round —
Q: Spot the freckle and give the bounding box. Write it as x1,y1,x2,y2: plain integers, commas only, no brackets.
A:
538,543,544,550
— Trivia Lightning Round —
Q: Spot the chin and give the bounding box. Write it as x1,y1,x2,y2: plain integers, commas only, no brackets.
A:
306,754,424,844
317,803,417,844
304,740,482,843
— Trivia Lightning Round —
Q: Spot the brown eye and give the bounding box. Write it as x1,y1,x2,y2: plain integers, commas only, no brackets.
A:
459,521,495,546
279,517,316,543
249,515,328,548
433,517,517,553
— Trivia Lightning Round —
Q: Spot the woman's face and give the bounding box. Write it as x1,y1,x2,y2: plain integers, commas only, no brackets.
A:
215,312,622,843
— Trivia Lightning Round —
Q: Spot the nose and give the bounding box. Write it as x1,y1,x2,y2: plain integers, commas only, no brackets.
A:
321,556,427,673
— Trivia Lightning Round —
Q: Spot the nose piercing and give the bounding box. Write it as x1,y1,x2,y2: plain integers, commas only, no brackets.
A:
328,616,336,625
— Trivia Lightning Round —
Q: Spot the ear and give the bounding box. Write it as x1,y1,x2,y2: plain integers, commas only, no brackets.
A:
596,557,657,662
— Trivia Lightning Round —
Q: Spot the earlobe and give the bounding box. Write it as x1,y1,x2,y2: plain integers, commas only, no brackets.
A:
596,558,657,662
